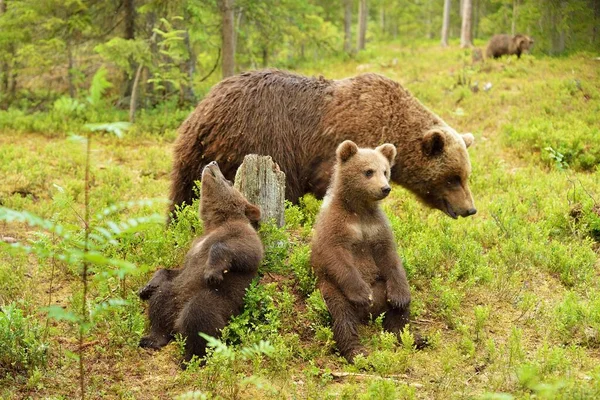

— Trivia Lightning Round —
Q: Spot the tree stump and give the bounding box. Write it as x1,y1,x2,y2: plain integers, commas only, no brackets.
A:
234,155,286,227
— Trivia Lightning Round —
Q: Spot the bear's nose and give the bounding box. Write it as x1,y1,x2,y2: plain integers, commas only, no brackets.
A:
208,161,218,167
466,208,477,216
381,186,391,195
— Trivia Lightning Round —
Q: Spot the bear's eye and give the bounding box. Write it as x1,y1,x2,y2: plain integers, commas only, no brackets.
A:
447,175,461,187
364,169,374,178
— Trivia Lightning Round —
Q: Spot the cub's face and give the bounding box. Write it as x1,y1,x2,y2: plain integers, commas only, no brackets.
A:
200,161,261,225
335,140,397,203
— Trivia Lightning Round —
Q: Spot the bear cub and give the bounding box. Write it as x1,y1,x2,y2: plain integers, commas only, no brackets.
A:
138,161,263,366
311,140,414,362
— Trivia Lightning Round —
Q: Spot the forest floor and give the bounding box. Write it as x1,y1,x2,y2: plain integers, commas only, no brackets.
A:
1,41,600,399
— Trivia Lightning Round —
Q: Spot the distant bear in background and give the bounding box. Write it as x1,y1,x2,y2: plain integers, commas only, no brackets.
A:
139,161,263,366
169,69,477,222
311,140,415,362
486,34,534,59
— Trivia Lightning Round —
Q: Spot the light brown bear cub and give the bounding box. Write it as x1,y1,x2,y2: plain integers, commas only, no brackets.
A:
138,161,263,366
311,140,412,362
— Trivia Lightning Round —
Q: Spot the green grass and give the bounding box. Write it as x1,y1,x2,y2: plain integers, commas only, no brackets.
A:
1,41,599,399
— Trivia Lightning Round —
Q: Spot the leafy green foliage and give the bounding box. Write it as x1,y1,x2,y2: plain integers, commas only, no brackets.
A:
0,303,48,376
258,221,290,273
288,243,315,297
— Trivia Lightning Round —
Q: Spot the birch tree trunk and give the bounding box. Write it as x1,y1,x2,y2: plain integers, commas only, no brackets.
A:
460,0,473,48
511,0,518,36
220,0,235,78
357,0,367,51
441,0,451,47
234,155,286,228
343,0,353,53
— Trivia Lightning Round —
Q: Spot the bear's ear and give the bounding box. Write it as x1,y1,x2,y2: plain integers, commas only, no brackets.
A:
461,133,474,148
244,204,261,223
376,143,397,166
336,140,359,163
422,130,445,157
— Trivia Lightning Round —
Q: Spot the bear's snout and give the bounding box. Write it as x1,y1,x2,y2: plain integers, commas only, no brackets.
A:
464,207,477,216
381,186,391,196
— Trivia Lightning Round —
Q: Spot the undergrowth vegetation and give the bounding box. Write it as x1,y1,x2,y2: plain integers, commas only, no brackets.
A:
1,41,599,399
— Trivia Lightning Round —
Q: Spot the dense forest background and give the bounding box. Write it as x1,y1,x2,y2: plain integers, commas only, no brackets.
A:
0,0,598,113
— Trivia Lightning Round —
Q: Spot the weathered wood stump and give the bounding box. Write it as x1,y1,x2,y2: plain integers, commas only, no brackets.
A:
234,155,286,227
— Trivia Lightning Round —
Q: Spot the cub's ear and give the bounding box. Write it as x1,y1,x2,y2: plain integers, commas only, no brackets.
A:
422,130,445,157
336,140,359,163
376,143,397,166
244,204,261,223
461,133,474,148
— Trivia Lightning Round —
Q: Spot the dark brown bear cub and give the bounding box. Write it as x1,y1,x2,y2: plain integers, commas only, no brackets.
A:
139,161,263,366
311,140,412,362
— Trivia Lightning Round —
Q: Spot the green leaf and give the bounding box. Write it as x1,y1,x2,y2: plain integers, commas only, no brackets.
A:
43,305,80,323
84,122,131,138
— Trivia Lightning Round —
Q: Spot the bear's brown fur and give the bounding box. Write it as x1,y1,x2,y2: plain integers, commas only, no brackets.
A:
311,140,413,362
486,34,534,59
139,161,263,366
169,69,476,221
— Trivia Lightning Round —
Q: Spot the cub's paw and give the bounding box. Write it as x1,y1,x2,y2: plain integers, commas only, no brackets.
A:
347,286,374,308
386,291,410,310
138,283,158,300
345,346,369,364
203,269,225,285
139,335,169,350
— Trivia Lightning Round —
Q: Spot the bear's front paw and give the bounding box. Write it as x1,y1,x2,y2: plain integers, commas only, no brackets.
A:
386,291,410,309
347,286,373,308
203,269,224,285
138,283,158,300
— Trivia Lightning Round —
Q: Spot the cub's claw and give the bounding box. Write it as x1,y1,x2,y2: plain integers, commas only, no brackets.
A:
204,270,224,285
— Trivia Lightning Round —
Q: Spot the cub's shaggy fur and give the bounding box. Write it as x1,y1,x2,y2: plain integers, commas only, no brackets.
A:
139,162,263,365
311,140,413,362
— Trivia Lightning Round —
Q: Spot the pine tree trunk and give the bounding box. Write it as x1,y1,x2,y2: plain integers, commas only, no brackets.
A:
357,0,368,51
67,39,76,98
220,0,235,78
121,0,136,100
183,30,196,104
441,0,451,46
511,0,518,36
593,0,600,44
0,0,8,95
473,0,480,39
343,0,353,53
234,155,286,228
460,0,473,48
129,64,143,123
262,46,269,67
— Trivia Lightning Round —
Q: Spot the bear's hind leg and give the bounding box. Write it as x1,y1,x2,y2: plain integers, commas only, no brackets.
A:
383,304,428,349
322,282,365,363
138,268,181,300
139,281,177,350
176,292,228,367
383,305,410,335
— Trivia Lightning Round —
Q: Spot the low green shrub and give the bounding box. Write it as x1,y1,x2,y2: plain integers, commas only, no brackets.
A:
0,302,48,377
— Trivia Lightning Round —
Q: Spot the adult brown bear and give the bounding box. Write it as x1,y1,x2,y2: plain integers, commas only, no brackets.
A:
486,34,534,59
170,69,476,220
